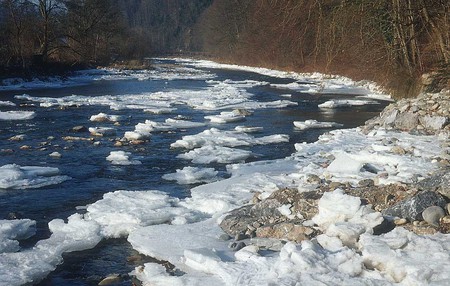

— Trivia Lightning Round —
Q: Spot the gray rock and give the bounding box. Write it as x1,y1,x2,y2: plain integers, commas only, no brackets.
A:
417,170,450,199
419,115,447,130
383,191,447,221
235,232,248,241
218,234,232,241
422,206,445,227
394,112,419,131
72,125,88,132
233,242,246,251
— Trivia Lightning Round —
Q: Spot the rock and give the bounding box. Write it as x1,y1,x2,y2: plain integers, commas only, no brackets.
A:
419,115,447,130
422,206,446,227
391,146,406,155
229,241,246,251
439,216,450,234
417,170,450,199
394,112,419,131
394,218,408,225
235,232,248,241
306,174,321,184
358,179,374,187
255,223,317,242
72,125,88,132
383,191,447,221
98,274,122,285
218,234,231,241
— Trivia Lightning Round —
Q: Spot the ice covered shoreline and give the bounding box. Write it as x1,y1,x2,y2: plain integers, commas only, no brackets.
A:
0,59,449,285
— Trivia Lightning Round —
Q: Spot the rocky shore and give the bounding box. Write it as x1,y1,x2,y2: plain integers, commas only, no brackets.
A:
220,91,450,249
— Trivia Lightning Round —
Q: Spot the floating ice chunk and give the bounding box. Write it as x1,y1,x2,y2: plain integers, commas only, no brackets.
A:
0,101,16,106
205,111,245,123
89,112,121,122
178,145,252,164
0,164,70,189
86,190,199,238
88,127,116,136
106,151,142,165
162,167,219,185
0,214,101,286
318,99,379,108
0,111,36,120
0,219,36,253
136,118,206,133
293,119,343,130
327,152,364,174
171,128,289,149
234,126,263,133
123,131,150,141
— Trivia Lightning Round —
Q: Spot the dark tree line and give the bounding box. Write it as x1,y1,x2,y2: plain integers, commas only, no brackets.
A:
194,0,449,97
1,0,448,96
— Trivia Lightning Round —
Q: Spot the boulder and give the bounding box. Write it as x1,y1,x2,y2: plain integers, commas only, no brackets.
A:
383,191,447,221
394,112,419,131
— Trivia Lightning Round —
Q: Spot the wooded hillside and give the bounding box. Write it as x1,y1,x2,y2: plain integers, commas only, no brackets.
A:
1,0,448,97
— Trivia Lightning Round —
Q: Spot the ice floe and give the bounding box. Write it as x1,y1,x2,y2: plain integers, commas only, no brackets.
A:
171,128,289,149
177,145,253,164
89,112,121,122
318,99,379,108
205,111,246,123
0,101,16,106
106,151,142,165
0,164,70,189
0,219,36,253
294,119,343,130
0,111,36,120
162,167,219,185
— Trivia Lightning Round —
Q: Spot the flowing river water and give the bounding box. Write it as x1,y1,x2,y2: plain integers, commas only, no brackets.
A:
0,59,389,285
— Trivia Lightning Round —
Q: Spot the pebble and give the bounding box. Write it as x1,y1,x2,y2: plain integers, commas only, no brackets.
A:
422,206,446,227
394,218,407,225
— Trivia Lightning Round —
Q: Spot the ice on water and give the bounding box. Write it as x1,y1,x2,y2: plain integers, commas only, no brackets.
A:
2,59,449,286
0,164,70,189
294,119,343,130
0,111,36,120
162,166,219,185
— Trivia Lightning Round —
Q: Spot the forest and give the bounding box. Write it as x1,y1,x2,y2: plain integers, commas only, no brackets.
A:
0,0,448,97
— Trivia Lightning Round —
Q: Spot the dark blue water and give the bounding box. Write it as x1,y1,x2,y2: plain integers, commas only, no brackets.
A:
0,60,389,285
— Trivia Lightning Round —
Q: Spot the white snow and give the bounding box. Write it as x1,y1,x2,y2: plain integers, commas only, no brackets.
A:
0,111,36,120
294,119,343,130
106,151,142,165
234,126,263,133
0,164,70,189
162,167,219,185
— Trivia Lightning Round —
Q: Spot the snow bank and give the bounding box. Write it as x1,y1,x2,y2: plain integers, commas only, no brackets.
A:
0,164,70,189
0,111,36,120
162,167,219,184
